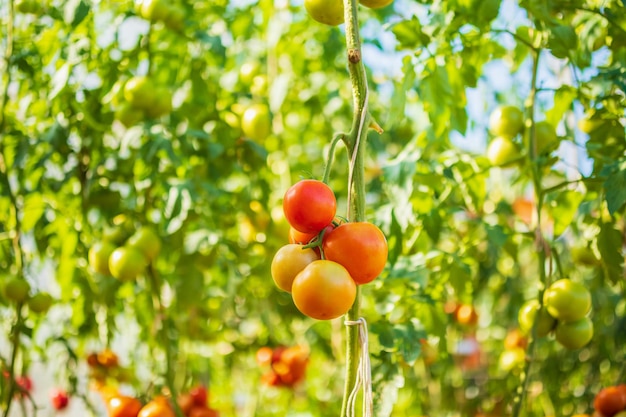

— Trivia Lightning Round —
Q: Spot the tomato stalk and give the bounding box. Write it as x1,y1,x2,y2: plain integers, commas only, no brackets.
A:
339,0,373,416
145,264,185,417
512,46,549,417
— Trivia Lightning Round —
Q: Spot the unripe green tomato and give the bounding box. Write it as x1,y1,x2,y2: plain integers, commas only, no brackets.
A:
123,76,156,110
555,317,593,349
89,241,117,275
144,87,172,118
241,104,271,142
115,103,145,128
487,136,522,167
239,62,261,86
3,278,31,303
108,246,146,281
489,105,524,139
250,75,268,97
138,0,169,22
304,0,344,26
359,0,394,8
127,226,162,263
570,245,599,266
164,5,185,31
518,299,556,337
543,279,591,322
28,292,53,314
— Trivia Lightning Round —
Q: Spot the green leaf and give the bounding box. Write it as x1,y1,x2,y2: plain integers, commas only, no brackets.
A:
546,190,584,237
64,0,91,27
597,222,624,283
387,56,416,128
548,25,578,59
391,17,430,50
21,193,46,232
604,166,626,215
546,86,577,127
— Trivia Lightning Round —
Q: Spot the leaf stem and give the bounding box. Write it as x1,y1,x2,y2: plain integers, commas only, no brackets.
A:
323,133,346,185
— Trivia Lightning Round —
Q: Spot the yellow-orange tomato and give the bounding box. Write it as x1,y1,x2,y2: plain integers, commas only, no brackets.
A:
271,244,320,292
454,304,479,326
256,346,274,367
291,260,356,320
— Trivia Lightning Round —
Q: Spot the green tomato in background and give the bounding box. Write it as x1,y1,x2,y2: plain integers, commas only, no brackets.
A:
543,279,591,322
242,104,271,142
518,299,556,337
489,105,524,139
304,0,344,26
487,136,522,167
555,317,593,349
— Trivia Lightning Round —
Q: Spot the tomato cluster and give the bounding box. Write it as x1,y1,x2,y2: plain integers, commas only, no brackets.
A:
256,346,309,388
2,277,53,315
498,329,528,373
486,105,559,167
136,0,186,32
594,385,626,417
114,76,173,128
98,384,218,417
271,179,388,320
518,278,593,349
89,224,161,282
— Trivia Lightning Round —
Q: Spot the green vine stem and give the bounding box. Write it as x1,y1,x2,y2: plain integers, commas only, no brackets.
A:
145,263,185,417
512,47,550,417
339,0,371,415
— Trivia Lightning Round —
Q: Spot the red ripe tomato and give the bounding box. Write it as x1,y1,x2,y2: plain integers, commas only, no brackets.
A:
283,180,336,234
189,385,208,407
189,406,219,417
594,386,626,417
322,222,387,284
49,388,70,410
291,260,356,320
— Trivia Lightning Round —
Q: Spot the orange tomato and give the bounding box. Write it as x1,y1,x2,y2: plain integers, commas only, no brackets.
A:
454,304,479,326
594,386,626,417
138,398,175,417
177,393,194,416
504,329,528,350
97,348,119,368
291,260,356,320
322,222,388,284
106,395,143,417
